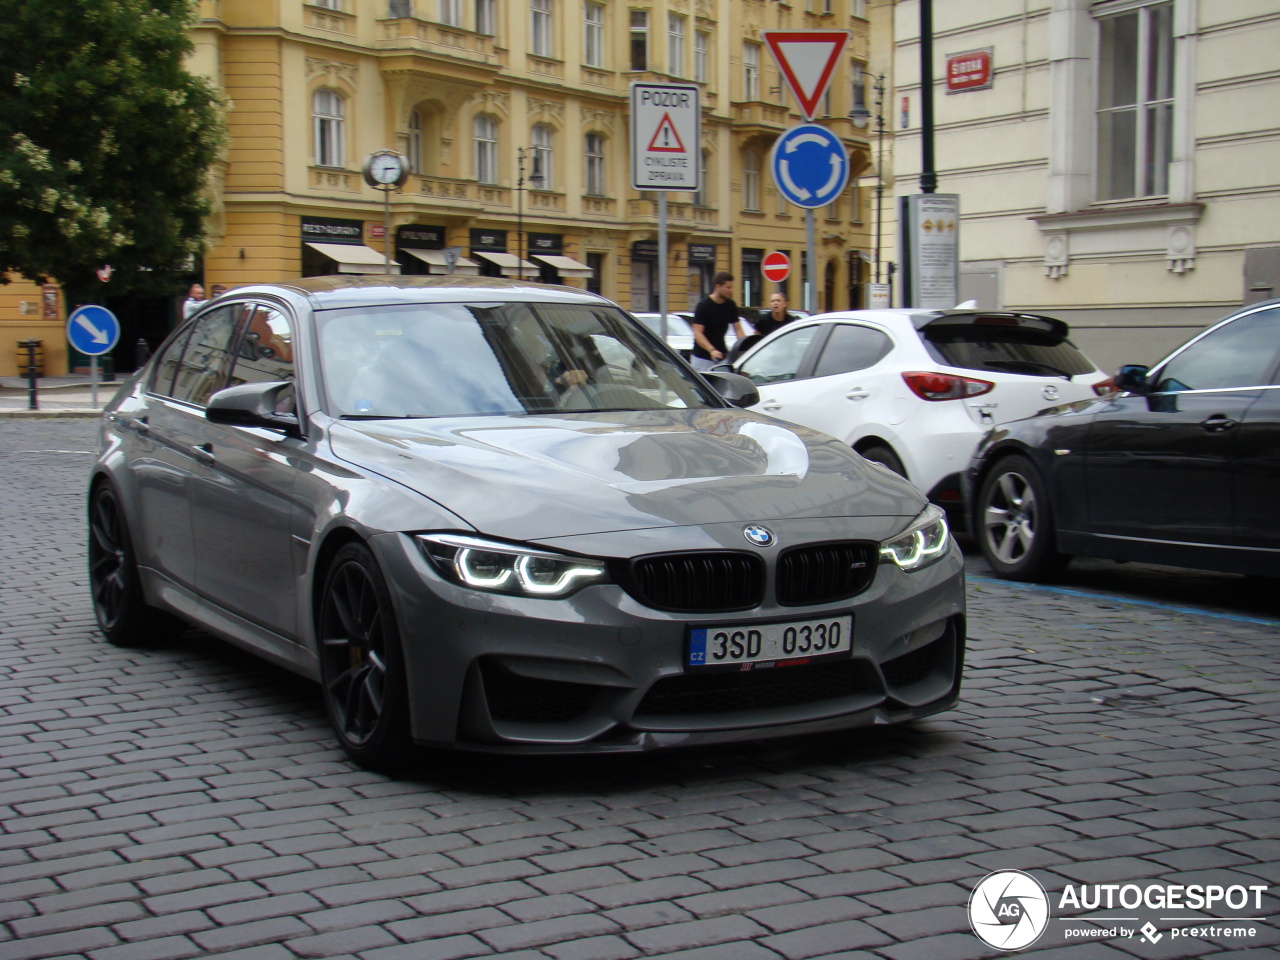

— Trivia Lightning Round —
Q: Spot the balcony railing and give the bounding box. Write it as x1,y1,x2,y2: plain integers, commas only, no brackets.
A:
377,17,499,67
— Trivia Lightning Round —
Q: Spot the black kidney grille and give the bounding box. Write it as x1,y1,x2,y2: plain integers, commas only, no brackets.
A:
635,659,879,718
881,640,940,688
628,552,765,612
777,542,878,605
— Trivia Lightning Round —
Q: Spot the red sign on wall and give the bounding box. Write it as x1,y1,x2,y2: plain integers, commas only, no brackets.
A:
946,48,993,93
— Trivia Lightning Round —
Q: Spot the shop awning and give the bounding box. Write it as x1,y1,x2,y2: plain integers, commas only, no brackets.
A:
472,251,539,278
531,254,594,278
304,242,401,274
401,248,481,275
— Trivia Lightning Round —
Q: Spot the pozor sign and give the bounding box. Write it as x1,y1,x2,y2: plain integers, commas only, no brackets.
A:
630,82,701,192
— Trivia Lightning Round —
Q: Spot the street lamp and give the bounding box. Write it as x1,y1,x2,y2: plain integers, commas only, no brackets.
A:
516,146,545,279
850,72,887,284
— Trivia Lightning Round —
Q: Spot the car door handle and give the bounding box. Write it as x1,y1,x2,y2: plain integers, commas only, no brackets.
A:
190,442,216,464
846,390,869,401
1201,416,1238,433
760,401,782,412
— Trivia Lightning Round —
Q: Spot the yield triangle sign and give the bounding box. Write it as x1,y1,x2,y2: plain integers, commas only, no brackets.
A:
762,30,850,120
647,112,687,153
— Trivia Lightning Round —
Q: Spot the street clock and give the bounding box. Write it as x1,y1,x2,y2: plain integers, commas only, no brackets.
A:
362,151,410,188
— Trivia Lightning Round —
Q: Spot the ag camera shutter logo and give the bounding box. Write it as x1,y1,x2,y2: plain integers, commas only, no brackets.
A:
969,870,1050,951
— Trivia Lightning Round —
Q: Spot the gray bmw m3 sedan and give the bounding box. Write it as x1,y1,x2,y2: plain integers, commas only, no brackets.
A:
89,277,965,767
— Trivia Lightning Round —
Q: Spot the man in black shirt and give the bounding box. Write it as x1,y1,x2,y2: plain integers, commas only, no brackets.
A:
690,271,746,370
753,292,800,337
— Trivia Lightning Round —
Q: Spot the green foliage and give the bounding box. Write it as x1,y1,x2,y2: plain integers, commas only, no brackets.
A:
0,0,225,301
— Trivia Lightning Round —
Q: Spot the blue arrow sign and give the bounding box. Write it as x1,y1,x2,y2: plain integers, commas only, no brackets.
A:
770,123,850,209
67,304,121,357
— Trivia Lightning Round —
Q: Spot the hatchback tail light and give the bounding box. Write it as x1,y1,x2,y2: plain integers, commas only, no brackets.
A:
901,371,994,401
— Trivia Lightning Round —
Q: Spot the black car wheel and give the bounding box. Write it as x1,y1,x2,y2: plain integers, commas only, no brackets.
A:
860,444,906,477
317,542,412,769
977,455,1069,582
88,481,184,646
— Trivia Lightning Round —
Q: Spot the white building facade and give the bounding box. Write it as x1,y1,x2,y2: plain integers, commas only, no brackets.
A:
892,0,1280,371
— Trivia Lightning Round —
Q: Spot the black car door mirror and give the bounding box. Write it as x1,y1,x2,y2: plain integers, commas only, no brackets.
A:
700,370,760,408
1114,364,1151,394
207,381,302,436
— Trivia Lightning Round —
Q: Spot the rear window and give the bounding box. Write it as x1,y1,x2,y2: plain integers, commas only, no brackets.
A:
920,315,1097,378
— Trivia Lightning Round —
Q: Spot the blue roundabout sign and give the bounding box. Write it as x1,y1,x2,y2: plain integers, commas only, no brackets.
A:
770,123,851,210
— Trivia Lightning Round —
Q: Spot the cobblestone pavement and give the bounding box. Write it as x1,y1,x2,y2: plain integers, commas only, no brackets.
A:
2,419,1278,960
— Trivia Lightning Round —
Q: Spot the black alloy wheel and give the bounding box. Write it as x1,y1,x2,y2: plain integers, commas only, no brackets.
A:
317,542,411,768
977,454,1069,582
859,443,906,477
88,482,184,646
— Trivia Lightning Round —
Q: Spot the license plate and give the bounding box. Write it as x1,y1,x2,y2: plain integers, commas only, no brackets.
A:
687,616,853,670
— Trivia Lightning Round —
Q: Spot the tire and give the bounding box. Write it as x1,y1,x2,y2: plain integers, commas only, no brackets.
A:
88,482,185,647
859,444,906,477
317,542,413,769
976,454,1070,582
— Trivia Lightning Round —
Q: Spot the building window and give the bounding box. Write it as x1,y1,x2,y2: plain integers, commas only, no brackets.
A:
851,0,866,16
1097,2,1174,201
474,115,497,184
388,0,412,16
743,43,760,101
694,150,709,207
585,133,605,196
531,124,553,191
743,150,761,211
667,14,685,78
438,0,461,26
694,29,709,84
630,11,648,71
312,89,345,168
314,0,342,9
407,109,423,174
584,2,604,67
476,0,495,34
531,0,553,57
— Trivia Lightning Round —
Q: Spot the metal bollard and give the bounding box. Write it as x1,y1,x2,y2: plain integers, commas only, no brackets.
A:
21,338,40,411
135,338,151,369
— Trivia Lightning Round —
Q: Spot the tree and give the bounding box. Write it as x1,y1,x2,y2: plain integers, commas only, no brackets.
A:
0,0,224,306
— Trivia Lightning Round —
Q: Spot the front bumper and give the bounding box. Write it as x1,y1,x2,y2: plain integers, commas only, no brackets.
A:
370,523,966,754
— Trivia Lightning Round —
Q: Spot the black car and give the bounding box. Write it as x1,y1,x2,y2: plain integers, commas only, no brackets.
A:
967,298,1280,581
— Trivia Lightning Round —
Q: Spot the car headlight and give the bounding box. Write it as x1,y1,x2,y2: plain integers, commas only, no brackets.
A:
879,505,951,572
417,534,609,598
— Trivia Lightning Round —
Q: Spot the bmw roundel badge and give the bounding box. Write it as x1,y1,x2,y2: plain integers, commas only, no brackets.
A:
743,524,776,547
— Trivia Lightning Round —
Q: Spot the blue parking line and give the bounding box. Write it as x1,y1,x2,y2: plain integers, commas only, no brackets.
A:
968,574,1280,628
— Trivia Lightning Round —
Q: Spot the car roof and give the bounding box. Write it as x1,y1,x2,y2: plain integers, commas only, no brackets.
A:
224,275,616,311
801,308,1072,336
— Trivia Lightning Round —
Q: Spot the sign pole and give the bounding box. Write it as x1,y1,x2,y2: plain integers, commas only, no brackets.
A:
91,355,99,409
805,209,816,313
658,192,668,339
384,186,392,274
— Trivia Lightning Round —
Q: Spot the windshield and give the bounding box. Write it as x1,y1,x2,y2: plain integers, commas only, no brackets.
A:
317,301,719,419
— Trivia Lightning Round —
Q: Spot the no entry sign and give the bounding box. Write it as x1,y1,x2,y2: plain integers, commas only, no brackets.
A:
762,251,791,283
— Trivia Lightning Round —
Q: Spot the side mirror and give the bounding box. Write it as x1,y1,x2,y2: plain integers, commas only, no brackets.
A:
1113,364,1150,394
700,370,760,408
207,381,302,436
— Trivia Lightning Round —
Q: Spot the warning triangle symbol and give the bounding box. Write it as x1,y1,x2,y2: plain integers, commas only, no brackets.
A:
647,113,687,153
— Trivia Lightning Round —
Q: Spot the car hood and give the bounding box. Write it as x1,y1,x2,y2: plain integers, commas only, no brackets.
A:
329,408,923,540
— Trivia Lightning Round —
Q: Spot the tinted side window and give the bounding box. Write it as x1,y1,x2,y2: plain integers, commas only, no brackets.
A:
1155,307,1280,393
150,325,195,399
812,324,894,377
737,326,820,384
169,306,243,407
227,305,295,388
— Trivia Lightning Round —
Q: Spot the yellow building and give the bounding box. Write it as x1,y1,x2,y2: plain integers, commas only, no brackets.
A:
2,0,880,376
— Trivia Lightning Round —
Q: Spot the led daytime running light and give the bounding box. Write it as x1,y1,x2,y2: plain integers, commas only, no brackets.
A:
419,534,608,598
880,507,950,572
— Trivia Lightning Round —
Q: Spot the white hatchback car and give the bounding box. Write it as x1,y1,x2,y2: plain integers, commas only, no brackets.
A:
729,309,1113,522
